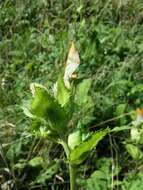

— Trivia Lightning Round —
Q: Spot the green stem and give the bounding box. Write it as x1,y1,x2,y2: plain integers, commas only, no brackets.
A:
69,164,77,190
59,140,70,158
59,140,77,190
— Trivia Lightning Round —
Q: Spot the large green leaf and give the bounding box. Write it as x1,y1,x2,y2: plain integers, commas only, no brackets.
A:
30,83,68,133
70,129,109,164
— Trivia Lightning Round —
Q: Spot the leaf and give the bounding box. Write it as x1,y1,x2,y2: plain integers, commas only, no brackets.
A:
56,76,70,107
125,144,143,160
75,79,92,106
111,126,131,132
115,104,127,125
86,170,108,190
130,127,140,143
29,83,68,133
70,129,109,164
122,172,143,190
14,159,27,169
96,157,111,174
6,142,22,160
30,83,54,118
14,162,27,169
35,161,59,184
78,157,121,190
64,42,80,89
75,79,94,125
22,105,36,119
29,156,44,167
22,99,36,118
68,130,82,150
130,84,143,94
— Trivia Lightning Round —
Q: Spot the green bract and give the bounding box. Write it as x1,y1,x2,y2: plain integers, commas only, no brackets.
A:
68,130,82,150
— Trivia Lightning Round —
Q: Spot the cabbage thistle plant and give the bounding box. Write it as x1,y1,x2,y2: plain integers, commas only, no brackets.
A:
23,42,109,190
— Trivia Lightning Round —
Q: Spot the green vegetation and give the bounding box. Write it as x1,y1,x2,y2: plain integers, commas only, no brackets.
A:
1,0,143,189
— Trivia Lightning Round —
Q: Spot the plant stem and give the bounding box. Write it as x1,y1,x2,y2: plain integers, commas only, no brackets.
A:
59,140,70,158
59,140,77,190
69,164,76,190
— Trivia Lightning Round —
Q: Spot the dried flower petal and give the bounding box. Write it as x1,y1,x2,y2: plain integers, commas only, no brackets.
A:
64,42,80,89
